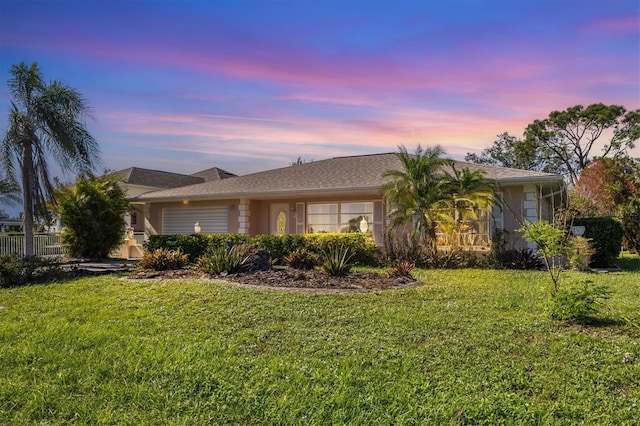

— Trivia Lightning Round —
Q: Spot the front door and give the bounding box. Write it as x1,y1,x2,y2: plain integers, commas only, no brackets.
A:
270,203,290,235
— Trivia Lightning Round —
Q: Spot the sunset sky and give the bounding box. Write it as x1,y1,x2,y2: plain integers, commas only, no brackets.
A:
0,0,638,182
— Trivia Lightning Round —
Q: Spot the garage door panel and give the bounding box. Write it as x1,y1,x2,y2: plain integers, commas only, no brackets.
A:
162,207,228,234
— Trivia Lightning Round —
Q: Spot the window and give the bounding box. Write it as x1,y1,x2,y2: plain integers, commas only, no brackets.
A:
307,202,373,234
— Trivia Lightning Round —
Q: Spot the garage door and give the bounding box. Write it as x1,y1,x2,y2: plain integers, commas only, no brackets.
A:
162,206,229,234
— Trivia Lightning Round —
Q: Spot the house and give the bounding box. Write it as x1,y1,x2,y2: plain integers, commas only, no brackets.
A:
115,166,236,234
124,153,565,251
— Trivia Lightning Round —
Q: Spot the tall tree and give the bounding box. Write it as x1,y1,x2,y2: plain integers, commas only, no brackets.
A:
467,104,640,186
0,173,20,207
525,104,640,185
1,62,100,255
465,132,565,174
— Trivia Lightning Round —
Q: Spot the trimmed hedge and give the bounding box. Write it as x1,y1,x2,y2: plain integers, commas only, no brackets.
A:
145,232,382,266
572,217,623,267
144,234,251,263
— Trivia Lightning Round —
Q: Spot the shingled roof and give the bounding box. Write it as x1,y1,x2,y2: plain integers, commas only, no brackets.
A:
115,167,205,189
190,167,237,181
132,153,563,202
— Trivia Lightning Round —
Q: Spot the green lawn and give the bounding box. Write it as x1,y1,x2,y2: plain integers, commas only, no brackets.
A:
1,268,639,425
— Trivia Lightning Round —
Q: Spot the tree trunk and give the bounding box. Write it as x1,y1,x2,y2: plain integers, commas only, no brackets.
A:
21,140,34,256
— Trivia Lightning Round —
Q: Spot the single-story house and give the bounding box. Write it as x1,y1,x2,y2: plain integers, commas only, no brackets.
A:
122,153,565,252
115,166,236,234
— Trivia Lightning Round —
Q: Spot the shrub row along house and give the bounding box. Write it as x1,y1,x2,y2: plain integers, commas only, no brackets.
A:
118,153,565,254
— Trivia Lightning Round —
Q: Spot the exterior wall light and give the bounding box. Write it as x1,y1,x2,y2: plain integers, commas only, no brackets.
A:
194,222,201,234
571,225,585,237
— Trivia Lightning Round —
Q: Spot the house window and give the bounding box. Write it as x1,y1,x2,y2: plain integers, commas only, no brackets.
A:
131,212,137,225
307,202,373,234
307,203,338,233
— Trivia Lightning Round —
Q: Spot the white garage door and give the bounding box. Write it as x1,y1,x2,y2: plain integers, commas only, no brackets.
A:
162,206,229,235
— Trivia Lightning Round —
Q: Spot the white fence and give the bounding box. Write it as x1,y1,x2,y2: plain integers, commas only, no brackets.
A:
0,234,65,257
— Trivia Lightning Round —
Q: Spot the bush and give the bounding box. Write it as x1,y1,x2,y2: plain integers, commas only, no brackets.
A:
620,196,640,254
138,248,188,271
283,248,319,270
572,218,623,267
382,233,426,266
145,234,252,263
546,280,611,322
196,244,254,275
566,236,595,271
253,234,307,265
497,248,543,270
56,173,130,259
321,244,353,276
0,255,65,288
387,260,415,278
146,232,381,267
306,233,381,266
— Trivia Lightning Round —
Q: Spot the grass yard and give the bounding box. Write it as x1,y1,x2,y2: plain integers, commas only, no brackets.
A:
1,267,639,425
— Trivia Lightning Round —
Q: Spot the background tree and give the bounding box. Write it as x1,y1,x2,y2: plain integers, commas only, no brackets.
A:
465,132,564,174
1,62,100,255
467,104,640,186
55,173,129,259
572,157,640,253
525,104,639,185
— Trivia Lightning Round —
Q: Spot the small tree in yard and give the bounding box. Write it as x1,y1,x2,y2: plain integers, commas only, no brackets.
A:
520,220,609,322
55,173,129,259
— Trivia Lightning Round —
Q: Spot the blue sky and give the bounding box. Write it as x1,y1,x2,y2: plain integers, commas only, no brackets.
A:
0,0,638,195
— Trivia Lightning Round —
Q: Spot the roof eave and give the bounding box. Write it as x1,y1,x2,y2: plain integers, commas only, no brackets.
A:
130,186,383,203
496,176,565,186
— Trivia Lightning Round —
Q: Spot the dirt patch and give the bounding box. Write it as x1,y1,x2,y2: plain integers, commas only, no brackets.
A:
126,268,422,293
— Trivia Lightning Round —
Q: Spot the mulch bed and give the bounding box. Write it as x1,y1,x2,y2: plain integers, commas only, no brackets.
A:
126,268,421,292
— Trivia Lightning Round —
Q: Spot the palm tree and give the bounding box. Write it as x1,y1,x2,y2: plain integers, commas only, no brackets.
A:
1,62,100,255
382,145,453,255
0,174,20,207
383,146,497,255
434,165,497,249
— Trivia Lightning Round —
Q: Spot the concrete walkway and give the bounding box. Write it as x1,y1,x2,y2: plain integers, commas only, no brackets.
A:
63,259,138,275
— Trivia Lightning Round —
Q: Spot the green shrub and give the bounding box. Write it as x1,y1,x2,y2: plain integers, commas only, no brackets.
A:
498,248,543,270
305,233,381,266
489,229,542,270
253,234,307,265
382,233,426,266
145,234,251,263
146,232,380,267
620,196,640,254
572,218,623,267
196,244,253,275
321,244,354,276
0,255,65,287
55,173,130,259
566,236,595,271
138,248,188,271
546,280,611,322
283,248,319,270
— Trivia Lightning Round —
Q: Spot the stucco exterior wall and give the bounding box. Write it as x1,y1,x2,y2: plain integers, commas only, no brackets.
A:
146,199,240,235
